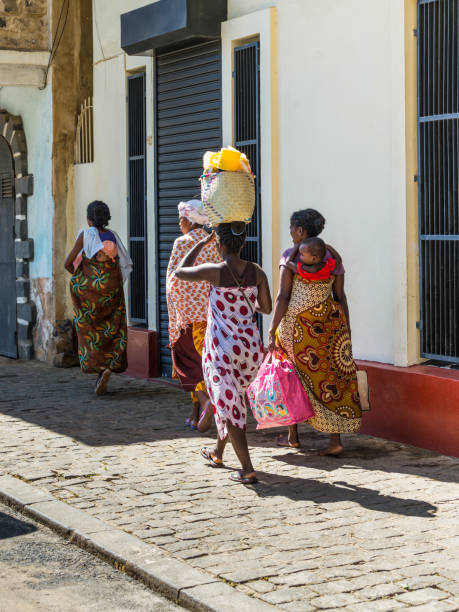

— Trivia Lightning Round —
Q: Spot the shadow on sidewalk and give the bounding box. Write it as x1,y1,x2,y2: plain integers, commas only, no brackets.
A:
1,359,458,493
0,360,212,447
245,423,459,487
251,470,437,518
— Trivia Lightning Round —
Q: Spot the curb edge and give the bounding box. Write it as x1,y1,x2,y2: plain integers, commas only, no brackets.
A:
0,474,275,612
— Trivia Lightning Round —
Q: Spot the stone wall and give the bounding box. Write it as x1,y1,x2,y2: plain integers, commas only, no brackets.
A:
0,0,48,51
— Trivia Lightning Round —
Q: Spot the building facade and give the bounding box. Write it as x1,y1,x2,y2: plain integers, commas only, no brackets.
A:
1,0,458,456
0,0,92,363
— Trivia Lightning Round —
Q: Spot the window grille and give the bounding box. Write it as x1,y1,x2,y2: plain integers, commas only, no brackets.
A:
0,175,13,199
234,42,261,265
128,73,148,326
417,0,459,363
74,97,94,164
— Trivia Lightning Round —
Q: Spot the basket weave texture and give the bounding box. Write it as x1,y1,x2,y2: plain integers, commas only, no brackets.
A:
200,171,255,226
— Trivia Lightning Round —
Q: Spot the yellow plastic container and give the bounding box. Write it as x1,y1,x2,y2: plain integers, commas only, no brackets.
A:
210,148,243,172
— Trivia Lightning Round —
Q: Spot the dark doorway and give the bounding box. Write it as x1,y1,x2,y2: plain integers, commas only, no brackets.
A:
128,72,148,327
0,136,17,358
155,40,222,377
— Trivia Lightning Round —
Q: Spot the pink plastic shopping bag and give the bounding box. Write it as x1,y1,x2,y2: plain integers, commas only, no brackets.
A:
247,350,314,429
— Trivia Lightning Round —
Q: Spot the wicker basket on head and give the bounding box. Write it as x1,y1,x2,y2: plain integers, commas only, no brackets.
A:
200,171,255,226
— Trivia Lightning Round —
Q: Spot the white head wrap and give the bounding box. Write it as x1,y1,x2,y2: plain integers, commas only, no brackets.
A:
178,199,209,226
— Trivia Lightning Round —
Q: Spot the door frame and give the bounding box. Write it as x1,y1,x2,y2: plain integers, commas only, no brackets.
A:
0,111,35,359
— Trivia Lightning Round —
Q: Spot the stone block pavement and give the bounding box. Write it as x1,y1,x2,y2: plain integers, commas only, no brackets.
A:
0,357,458,611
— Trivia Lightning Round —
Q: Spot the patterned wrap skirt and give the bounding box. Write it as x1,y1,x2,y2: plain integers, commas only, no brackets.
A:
70,254,128,374
277,276,361,433
171,321,207,393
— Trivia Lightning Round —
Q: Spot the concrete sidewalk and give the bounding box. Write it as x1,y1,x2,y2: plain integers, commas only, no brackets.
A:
0,357,458,611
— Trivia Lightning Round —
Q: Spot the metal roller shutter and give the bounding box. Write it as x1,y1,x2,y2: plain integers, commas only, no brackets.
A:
155,40,222,377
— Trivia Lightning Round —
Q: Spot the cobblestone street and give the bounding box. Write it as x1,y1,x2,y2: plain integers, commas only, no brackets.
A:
1,357,458,611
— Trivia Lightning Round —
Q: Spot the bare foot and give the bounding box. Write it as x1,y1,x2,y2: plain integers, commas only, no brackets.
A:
276,435,301,449
318,444,344,456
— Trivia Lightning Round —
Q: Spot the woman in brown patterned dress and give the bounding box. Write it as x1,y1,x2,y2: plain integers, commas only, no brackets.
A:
64,201,132,395
268,209,361,455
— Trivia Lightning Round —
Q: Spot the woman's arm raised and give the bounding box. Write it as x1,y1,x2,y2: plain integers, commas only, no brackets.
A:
64,232,83,274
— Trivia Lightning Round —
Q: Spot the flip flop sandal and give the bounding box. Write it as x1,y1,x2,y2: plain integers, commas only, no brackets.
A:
95,369,111,396
229,470,258,485
200,447,223,468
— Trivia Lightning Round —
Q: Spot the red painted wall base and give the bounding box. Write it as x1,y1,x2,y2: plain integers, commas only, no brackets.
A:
358,360,459,458
125,327,159,379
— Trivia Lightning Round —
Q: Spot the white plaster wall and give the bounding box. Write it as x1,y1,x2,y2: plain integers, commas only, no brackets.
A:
75,2,156,327
0,84,53,280
75,54,128,238
224,0,407,365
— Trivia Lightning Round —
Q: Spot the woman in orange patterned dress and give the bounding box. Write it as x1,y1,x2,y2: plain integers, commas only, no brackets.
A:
166,200,221,430
268,209,361,455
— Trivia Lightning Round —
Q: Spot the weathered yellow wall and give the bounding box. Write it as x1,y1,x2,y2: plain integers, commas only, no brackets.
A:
52,0,93,327
0,0,48,51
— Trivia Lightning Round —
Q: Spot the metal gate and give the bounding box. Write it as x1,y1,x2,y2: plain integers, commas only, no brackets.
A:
155,40,222,377
417,0,459,363
234,41,261,265
128,72,148,326
0,136,17,358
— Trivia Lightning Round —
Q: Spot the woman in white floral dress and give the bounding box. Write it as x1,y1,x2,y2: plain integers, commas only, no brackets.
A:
175,222,272,484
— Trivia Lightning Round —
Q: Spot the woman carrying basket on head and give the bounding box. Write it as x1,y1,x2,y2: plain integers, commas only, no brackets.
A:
166,200,221,431
175,222,272,484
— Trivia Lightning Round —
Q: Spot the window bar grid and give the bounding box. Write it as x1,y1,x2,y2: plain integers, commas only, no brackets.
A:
417,0,459,363
234,42,261,265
